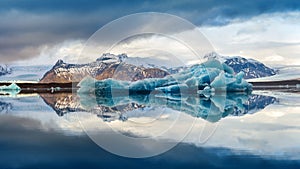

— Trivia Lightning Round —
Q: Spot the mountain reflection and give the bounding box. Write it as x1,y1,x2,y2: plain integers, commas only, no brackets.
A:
0,100,12,114
39,92,277,123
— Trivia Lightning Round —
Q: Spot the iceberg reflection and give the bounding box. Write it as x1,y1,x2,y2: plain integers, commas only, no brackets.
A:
40,92,277,123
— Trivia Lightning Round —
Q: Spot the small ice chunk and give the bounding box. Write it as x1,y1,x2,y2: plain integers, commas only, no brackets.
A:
235,72,244,84
211,72,226,90
0,83,21,96
197,86,215,97
0,83,21,91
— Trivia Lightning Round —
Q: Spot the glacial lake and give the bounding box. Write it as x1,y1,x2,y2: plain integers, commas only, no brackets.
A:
0,90,300,168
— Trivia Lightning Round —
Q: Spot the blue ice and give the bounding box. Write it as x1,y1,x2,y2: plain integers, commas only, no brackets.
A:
78,59,252,95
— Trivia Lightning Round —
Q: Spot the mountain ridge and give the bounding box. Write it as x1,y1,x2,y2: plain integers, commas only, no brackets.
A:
203,52,276,79
39,52,277,83
39,54,169,83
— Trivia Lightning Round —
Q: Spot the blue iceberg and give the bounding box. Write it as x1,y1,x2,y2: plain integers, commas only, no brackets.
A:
78,59,252,96
76,91,275,123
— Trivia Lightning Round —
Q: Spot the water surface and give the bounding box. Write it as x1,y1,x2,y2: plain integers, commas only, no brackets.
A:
0,91,299,168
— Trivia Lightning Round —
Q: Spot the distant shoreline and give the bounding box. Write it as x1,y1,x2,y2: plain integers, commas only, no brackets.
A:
1,79,300,94
251,79,300,91
0,82,77,93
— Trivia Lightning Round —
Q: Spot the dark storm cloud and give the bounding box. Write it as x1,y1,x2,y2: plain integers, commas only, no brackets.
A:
1,0,299,25
0,0,300,62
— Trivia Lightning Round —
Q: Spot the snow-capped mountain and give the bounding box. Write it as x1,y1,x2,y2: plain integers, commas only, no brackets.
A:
40,52,276,83
204,52,276,79
123,52,276,79
40,53,169,83
0,64,11,76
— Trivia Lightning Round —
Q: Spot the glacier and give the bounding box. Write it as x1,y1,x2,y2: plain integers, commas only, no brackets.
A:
78,59,252,96
0,65,52,81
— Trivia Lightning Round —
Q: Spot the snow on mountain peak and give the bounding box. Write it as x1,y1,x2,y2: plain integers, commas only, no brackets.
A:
203,52,276,79
41,52,276,83
54,59,66,67
96,53,128,63
203,52,229,62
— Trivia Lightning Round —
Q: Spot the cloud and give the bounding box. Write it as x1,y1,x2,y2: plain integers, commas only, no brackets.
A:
1,0,300,64
201,12,300,65
1,0,299,25
0,10,101,63
31,40,85,65
19,27,214,66
17,11,300,66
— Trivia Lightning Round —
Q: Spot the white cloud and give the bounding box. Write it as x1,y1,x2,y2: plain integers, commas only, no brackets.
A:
15,40,86,65
109,33,211,67
16,12,300,66
201,12,300,66
20,29,213,66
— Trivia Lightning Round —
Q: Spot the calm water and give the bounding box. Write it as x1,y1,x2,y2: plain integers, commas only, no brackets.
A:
0,91,300,168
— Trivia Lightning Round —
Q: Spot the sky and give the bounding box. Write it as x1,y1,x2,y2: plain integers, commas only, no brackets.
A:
0,0,300,66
